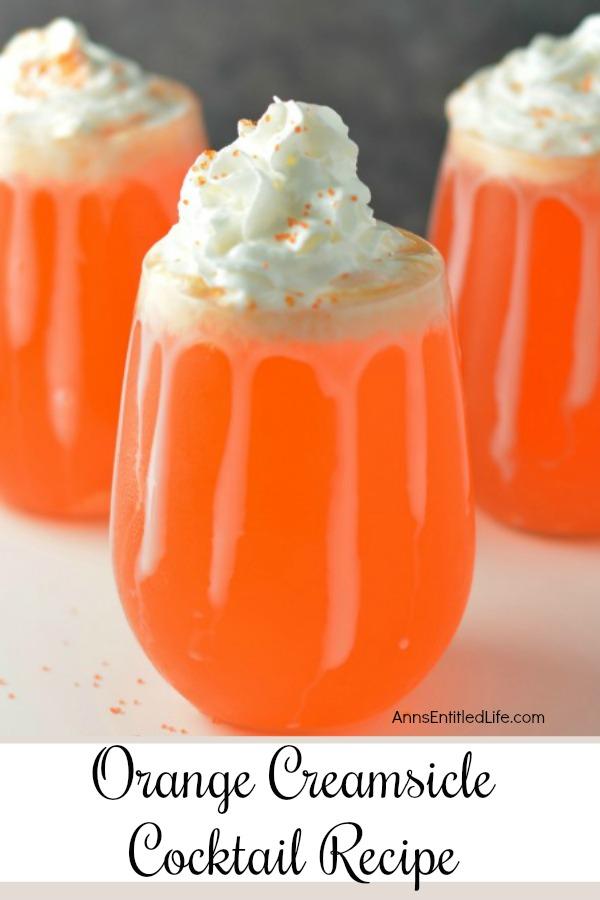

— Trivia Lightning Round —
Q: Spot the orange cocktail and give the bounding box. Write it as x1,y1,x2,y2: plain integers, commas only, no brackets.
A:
0,20,205,517
429,17,600,534
112,235,474,732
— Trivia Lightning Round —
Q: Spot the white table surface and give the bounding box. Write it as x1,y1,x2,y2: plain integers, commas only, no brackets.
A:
0,504,598,739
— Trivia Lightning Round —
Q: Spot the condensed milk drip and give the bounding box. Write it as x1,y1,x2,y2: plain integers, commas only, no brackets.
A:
441,136,600,478
134,311,435,674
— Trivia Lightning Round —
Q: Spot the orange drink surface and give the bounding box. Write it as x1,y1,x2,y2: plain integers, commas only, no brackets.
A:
0,21,206,518
111,232,475,731
430,131,600,534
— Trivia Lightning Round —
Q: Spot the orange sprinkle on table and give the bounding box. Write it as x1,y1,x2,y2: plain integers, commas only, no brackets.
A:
41,665,51,672
93,673,103,680
133,699,142,706
0,678,7,686
8,693,16,700
136,678,145,685
109,706,124,715
118,699,127,706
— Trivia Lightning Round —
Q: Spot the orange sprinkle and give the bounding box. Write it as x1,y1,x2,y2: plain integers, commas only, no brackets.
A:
180,728,189,735
118,699,127,706
580,73,594,93
94,674,103,681
327,187,335,196
304,202,312,211
312,298,322,310
41,665,51,672
274,143,280,151
262,261,270,269
0,678,6,686
265,114,272,122
232,149,240,157
109,706,124,715
330,294,339,304
275,232,296,242
247,299,258,311
287,217,308,229
239,118,256,128
350,195,358,202
317,191,324,198
205,149,217,159
136,678,146,685
285,295,296,307
530,106,554,119
294,125,302,133
7,692,15,700
196,176,206,186
182,198,190,205
325,218,332,225
133,699,142,706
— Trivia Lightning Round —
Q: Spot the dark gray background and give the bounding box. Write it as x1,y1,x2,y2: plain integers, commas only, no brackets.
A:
3,0,599,230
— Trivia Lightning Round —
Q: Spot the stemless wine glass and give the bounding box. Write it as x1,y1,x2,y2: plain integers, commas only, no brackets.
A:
430,130,600,534
111,231,474,732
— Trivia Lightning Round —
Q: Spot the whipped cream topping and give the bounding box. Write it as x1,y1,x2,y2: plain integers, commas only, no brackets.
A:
448,14,600,156
157,98,411,310
0,18,185,139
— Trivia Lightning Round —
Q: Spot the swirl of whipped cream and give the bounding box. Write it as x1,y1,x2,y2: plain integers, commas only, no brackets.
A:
0,18,186,139
158,98,409,309
448,14,600,156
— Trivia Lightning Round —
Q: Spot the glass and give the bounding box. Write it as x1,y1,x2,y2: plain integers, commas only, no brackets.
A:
111,231,475,732
430,130,600,535
0,82,206,518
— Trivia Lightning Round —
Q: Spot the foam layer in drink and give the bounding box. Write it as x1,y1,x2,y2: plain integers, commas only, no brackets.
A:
138,228,446,343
